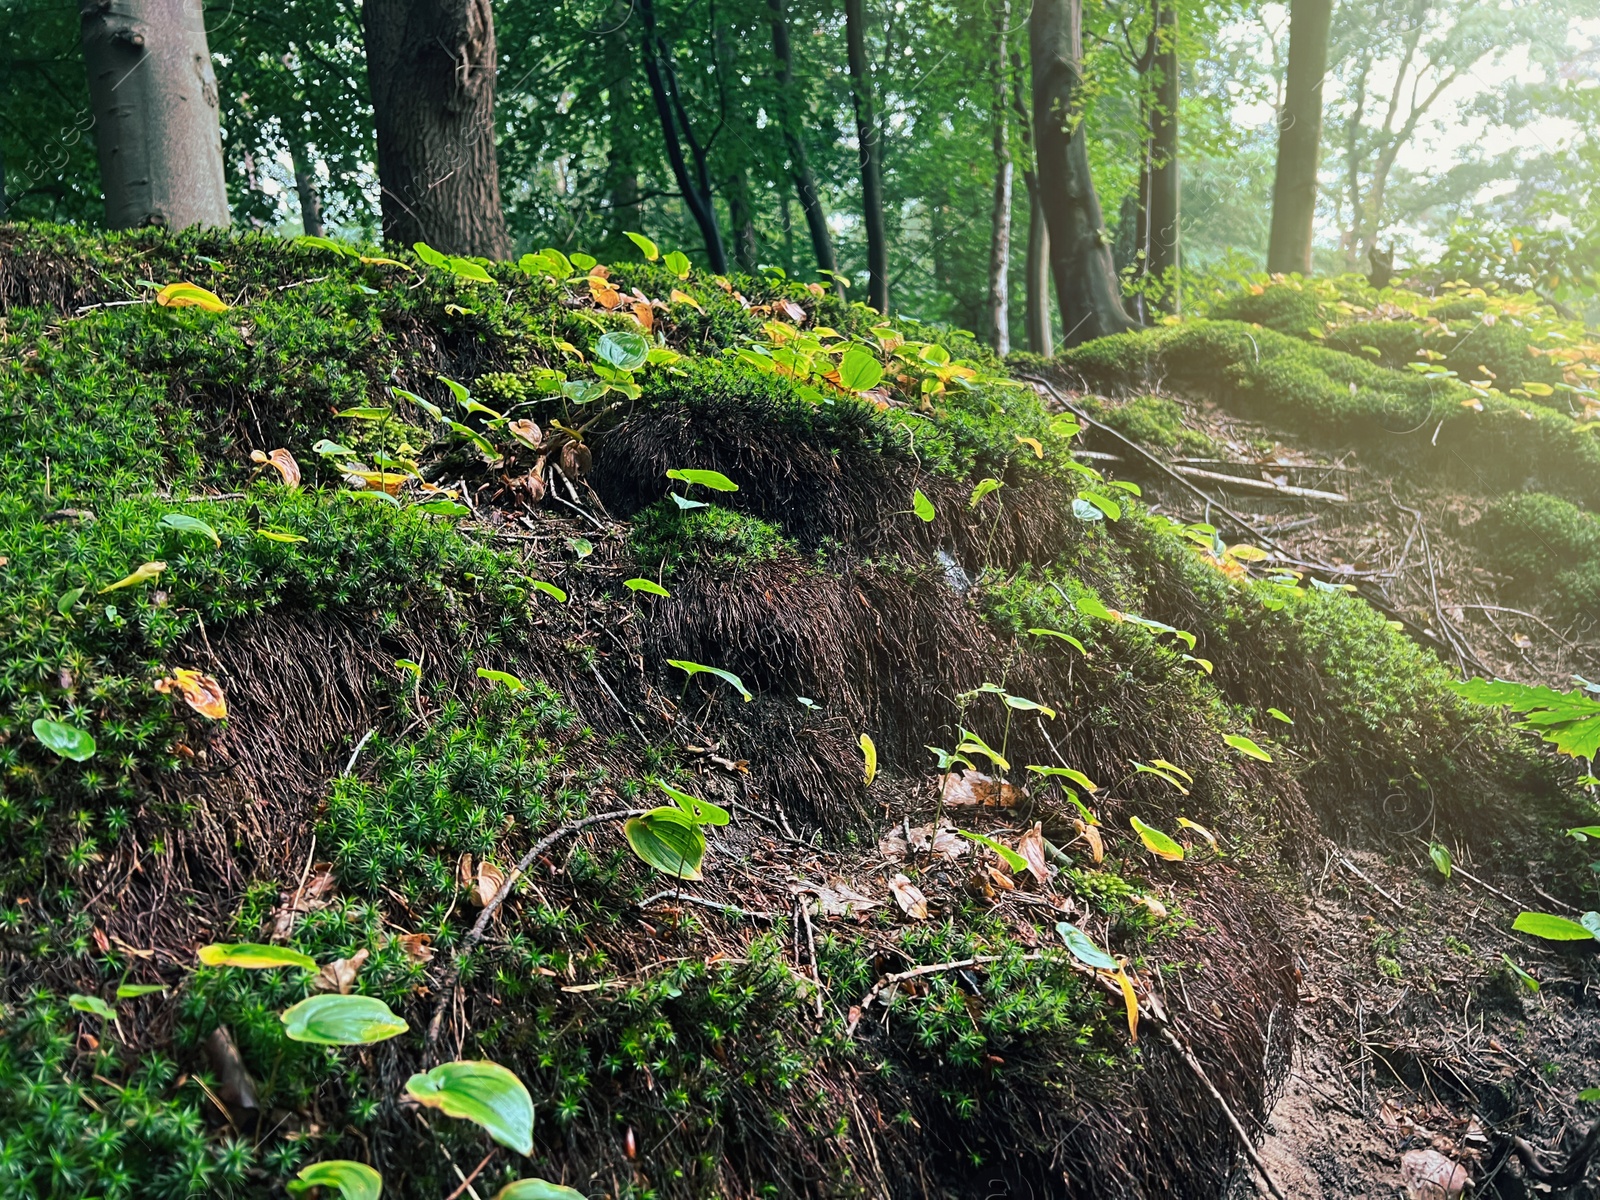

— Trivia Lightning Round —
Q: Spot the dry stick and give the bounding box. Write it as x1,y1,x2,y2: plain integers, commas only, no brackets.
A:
1455,604,1582,651
846,953,1047,1035
638,889,778,920
798,898,825,1020
1167,462,1347,503
1336,855,1406,912
426,808,651,1048
442,1152,496,1200
1406,835,1556,912
343,728,376,777
1155,1024,1288,1200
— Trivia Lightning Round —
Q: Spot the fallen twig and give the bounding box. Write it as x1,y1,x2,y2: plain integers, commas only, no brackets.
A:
846,953,1047,1035
1168,463,1347,503
442,1152,495,1200
1336,855,1406,912
639,889,778,920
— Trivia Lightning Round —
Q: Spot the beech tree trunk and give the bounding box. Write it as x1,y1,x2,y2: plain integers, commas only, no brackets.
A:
845,0,888,312
79,0,229,230
1010,47,1052,355
1030,0,1135,346
604,4,643,241
290,143,324,237
1265,0,1332,275
1145,0,1179,312
363,0,509,258
986,0,1013,355
769,0,841,292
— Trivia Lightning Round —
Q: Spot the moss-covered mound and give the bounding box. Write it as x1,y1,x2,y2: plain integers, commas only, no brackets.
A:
0,226,1581,1200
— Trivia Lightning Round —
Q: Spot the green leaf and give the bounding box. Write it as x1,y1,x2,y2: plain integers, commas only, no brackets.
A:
1130,817,1185,861
1428,842,1452,880
1077,491,1122,521
624,578,671,597
56,586,85,615
968,478,1004,508
281,994,408,1046
447,421,500,459
566,537,594,559
405,1060,534,1155
1580,1088,1600,1102
570,252,598,271
954,727,1009,772
336,407,391,420
623,231,660,261
477,668,526,693
1501,954,1541,993
1072,498,1105,522
1001,692,1056,719
1027,627,1088,655
1132,762,1190,795
665,468,738,492
295,235,357,258
1449,678,1600,759
413,242,447,267
98,560,165,594
530,580,568,603
32,718,96,762
393,386,443,421
414,500,470,518
1224,733,1272,762
1025,765,1098,792
1568,826,1600,843
597,330,651,372
288,1161,383,1200
115,983,166,999
161,513,221,548
624,808,707,879
1267,707,1293,724
839,347,884,392
1512,911,1599,941
656,780,730,826
1055,921,1118,970
495,1180,586,1200
395,659,422,681
313,438,358,458
256,529,307,544
663,250,691,280
69,994,117,1020
667,658,752,701
912,489,936,522
446,256,493,283
669,493,708,510
961,830,1028,873
198,942,317,970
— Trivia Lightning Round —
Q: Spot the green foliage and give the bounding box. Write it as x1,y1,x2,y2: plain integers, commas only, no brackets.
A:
628,502,794,574
1090,394,1219,455
1474,493,1600,615
1450,678,1600,760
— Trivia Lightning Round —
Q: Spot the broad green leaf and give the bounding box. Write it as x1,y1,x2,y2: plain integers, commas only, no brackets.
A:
656,780,729,826
859,733,878,786
281,994,408,1045
1002,693,1056,719
954,727,1009,772
1130,817,1185,861
1132,762,1189,795
56,586,85,614
1511,911,1598,941
912,489,936,522
295,235,356,258
289,1161,383,1200
1078,490,1122,521
1028,627,1088,655
405,1060,535,1155
32,718,96,762
1055,921,1118,970
669,493,708,510
1072,498,1105,522
115,984,166,999
313,438,358,458
624,808,707,879
395,659,422,681
336,407,391,420
665,468,738,492
961,830,1028,873
1224,733,1272,762
257,529,308,544
1501,954,1540,993
570,252,598,271
414,500,470,517
1177,817,1218,850
412,242,447,267
477,668,526,693
624,231,660,261
531,580,568,603
968,478,1003,508
839,347,884,392
198,942,317,970
667,659,752,701
1428,842,1452,879
566,537,594,559
562,380,607,405
1568,826,1600,842
1074,596,1121,623
1449,678,1600,759
495,1180,586,1200
1025,765,1098,792
161,513,220,548
98,561,165,594
446,256,493,283
447,421,500,459
394,386,443,421
69,994,117,1020
1267,707,1293,724
597,330,650,372
663,250,691,279
624,578,671,597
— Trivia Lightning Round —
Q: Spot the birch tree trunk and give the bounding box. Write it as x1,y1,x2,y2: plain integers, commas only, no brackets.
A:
986,0,1013,355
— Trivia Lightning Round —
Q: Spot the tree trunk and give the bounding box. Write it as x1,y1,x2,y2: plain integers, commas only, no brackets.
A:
1030,0,1136,346
289,143,325,237
363,0,509,258
1342,54,1370,272
1265,0,1332,275
845,0,888,312
1145,0,1179,312
728,171,761,273
1010,46,1051,355
986,0,1013,355
768,0,841,292
639,0,728,273
604,5,643,241
78,0,230,230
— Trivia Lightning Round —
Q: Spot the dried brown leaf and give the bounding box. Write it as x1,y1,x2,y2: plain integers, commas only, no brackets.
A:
395,932,434,963
1017,822,1049,885
474,860,506,908
1074,819,1104,864
267,448,301,489
508,419,542,450
940,771,1018,808
888,873,928,920
312,947,369,994
154,667,227,719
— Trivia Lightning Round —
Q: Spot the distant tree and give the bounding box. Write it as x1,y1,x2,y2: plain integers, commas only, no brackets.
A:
363,0,509,257
768,0,841,290
986,0,1014,355
78,0,230,229
1143,0,1179,312
845,0,888,311
1265,0,1331,275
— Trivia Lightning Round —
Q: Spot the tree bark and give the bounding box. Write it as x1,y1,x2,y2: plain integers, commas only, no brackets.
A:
289,142,324,237
603,4,642,241
845,0,888,312
1265,0,1332,275
1009,46,1052,356
1145,0,1179,312
728,170,761,273
363,0,509,258
639,0,728,273
769,0,841,292
986,0,1013,355
78,0,230,230
1030,0,1136,346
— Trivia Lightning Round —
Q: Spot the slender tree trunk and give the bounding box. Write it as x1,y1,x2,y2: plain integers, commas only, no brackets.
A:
604,7,642,241
728,171,761,273
1265,0,1332,275
363,0,509,257
1145,0,1179,312
79,0,230,229
1030,0,1136,346
1343,56,1369,272
0,146,8,221
845,0,888,312
639,0,728,273
1009,45,1051,355
769,0,841,292
986,0,1013,355
289,142,325,237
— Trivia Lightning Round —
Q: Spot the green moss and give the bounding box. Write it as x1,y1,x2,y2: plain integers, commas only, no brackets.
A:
1474,492,1600,614
629,500,795,573
1095,394,1219,455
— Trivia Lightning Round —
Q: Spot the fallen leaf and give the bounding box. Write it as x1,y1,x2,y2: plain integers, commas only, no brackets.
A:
795,879,882,918
1017,822,1049,884
775,298,806,324
558,440,592,477
1114,965,1139,1042
889,874,928,920
987,867,1015,891
1074,819,1104,863
474,860,506,908
940,771,1019,808
456,852,474,893
1134,893,1168,918
154,668,227,719
313,948,369,994
630,300,655,332
271,864,337,939
98,561,165,594
266,448,301,488
1400,1148,1470,1200
508,419,542,449
589,276,622,309
396,933,434,963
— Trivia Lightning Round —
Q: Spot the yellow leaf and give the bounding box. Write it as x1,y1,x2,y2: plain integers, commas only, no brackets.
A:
99,561,166,594
1115,965,1139,1042
155,282,229,312
859,733,877,787
1176,817,1217,851
670,288,703,311
1014,435,1044,459
1074,819,1104,863
358,255,407,267
154,668,227,719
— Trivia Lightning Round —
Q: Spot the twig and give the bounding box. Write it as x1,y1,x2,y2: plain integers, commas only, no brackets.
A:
1168,463,1347,503
1454,605,1581,651
847,953,1047,1035
443,1152,495,1200
729,799,819,850
1336,856,1406,912
798,898,825,1019
639,889,778,920
342,729,375,777
590,663,646,739
1157,1022,1288,1200
426,809,651,1048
